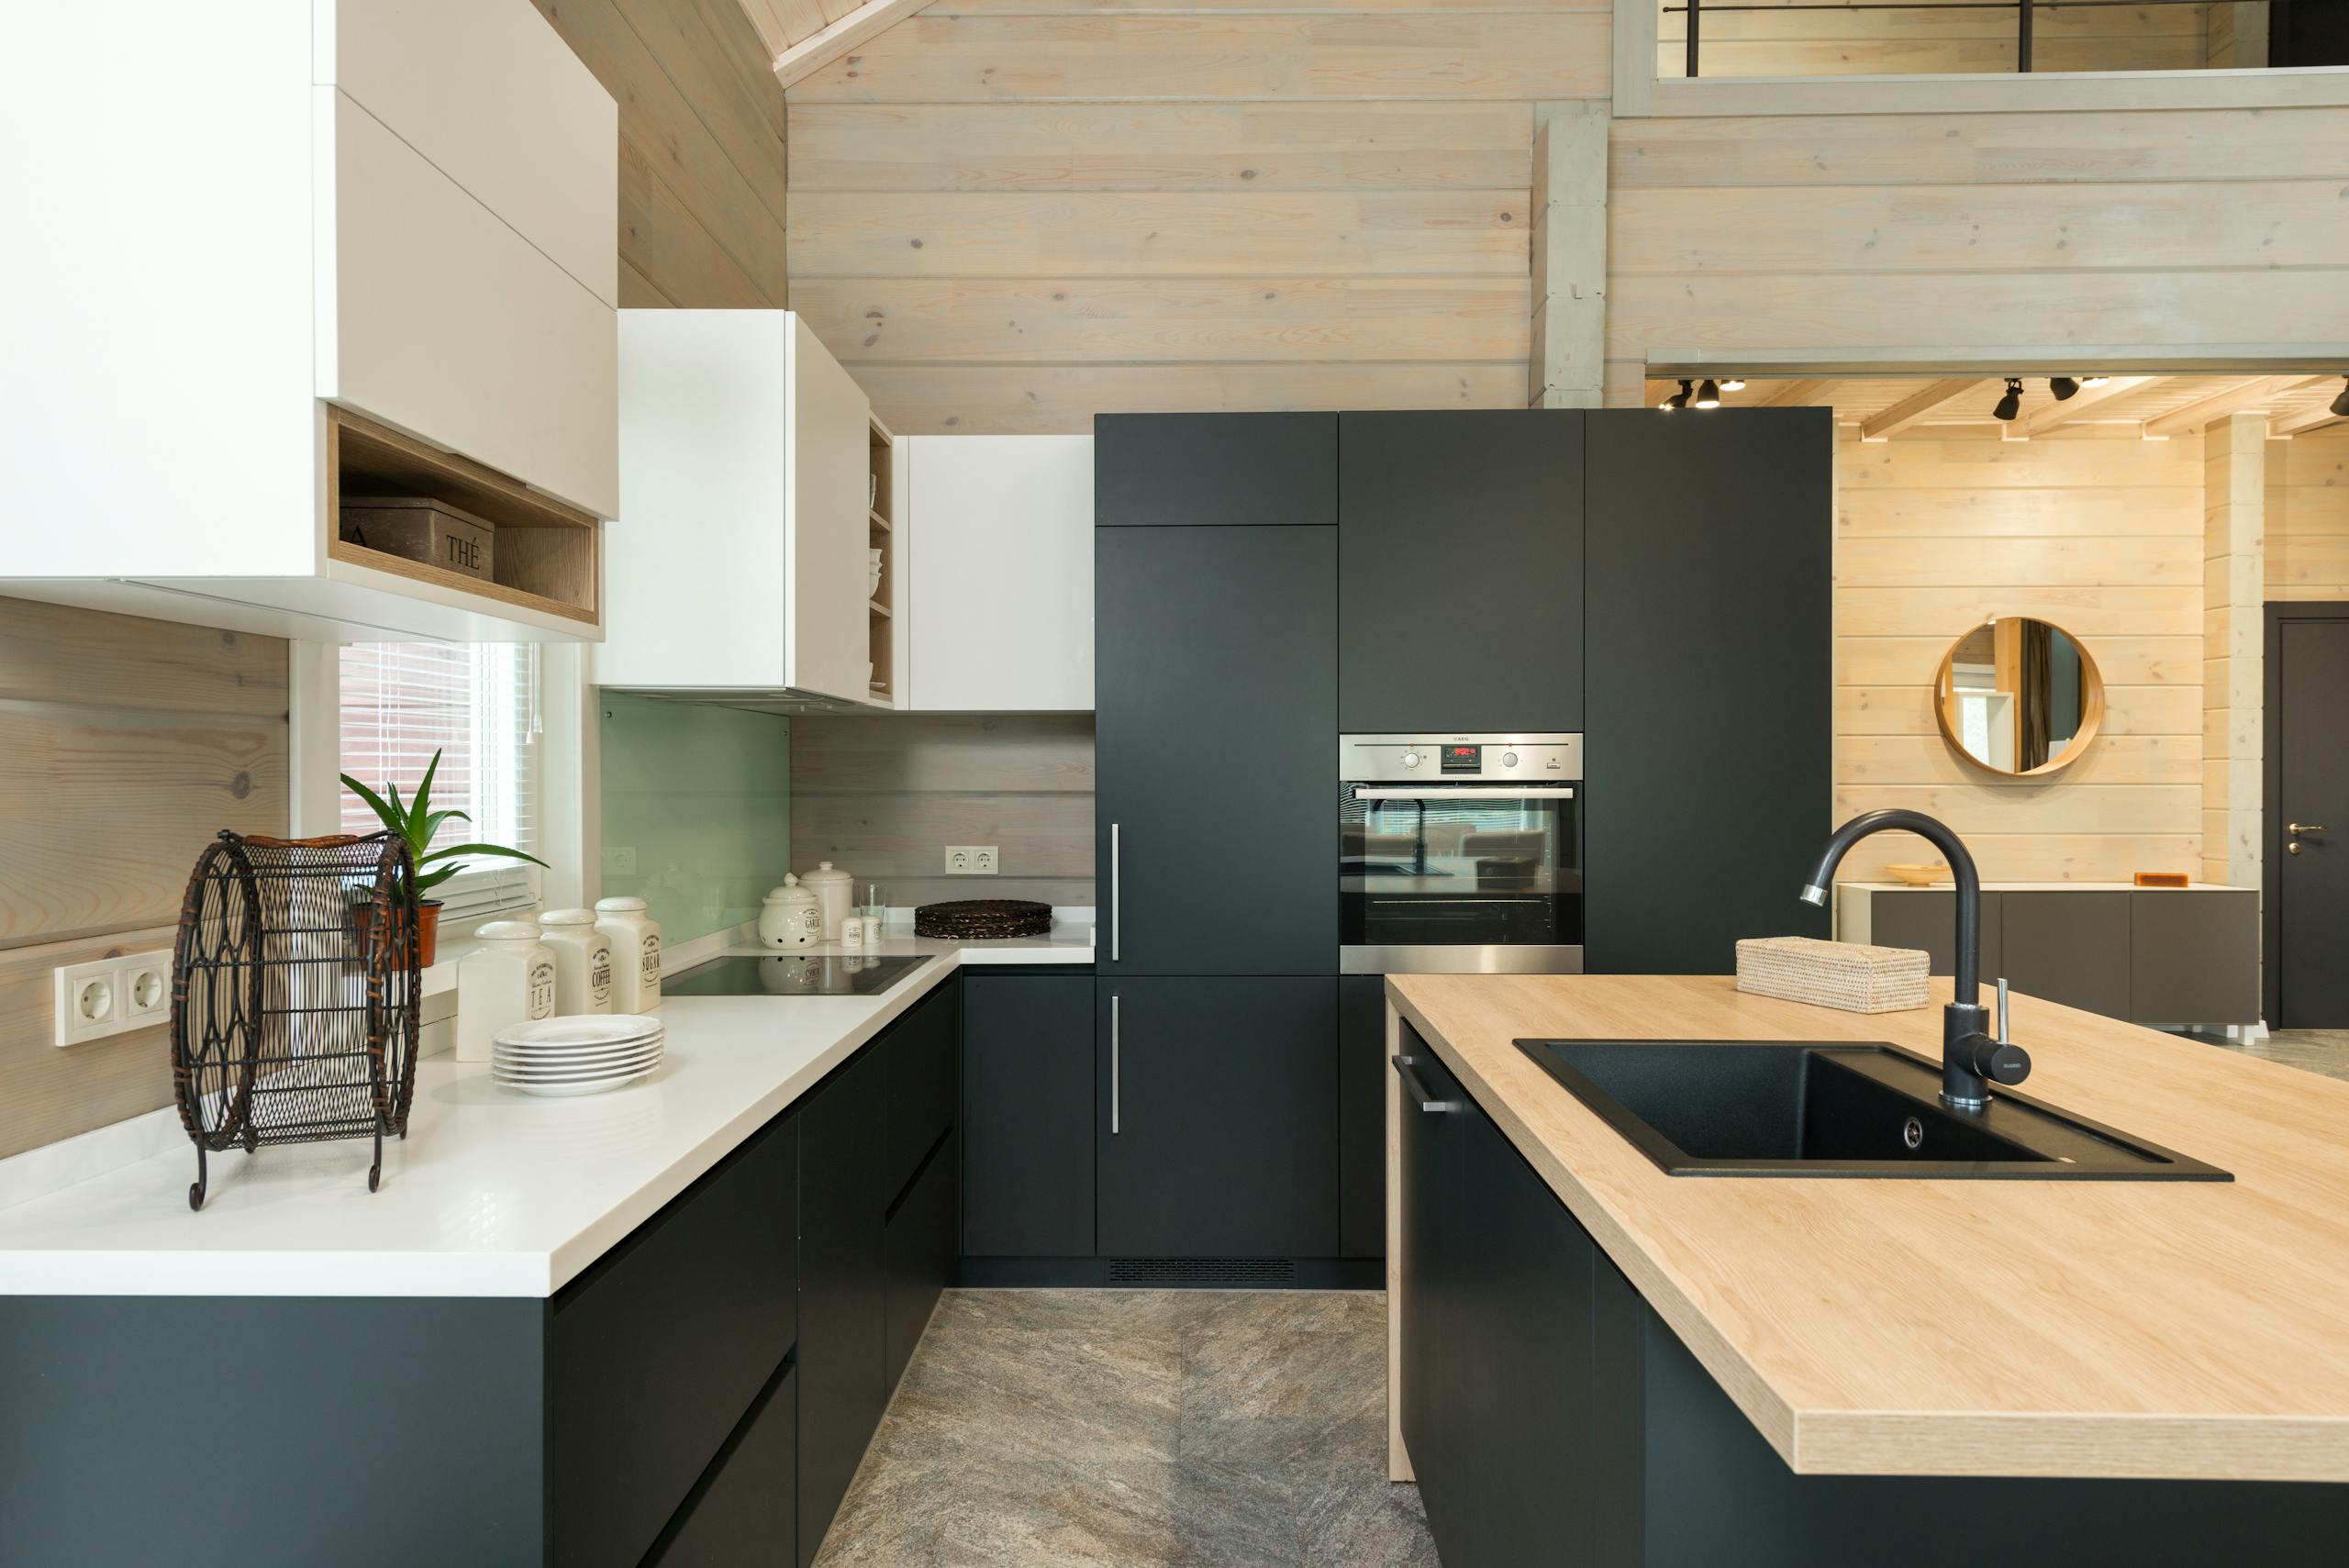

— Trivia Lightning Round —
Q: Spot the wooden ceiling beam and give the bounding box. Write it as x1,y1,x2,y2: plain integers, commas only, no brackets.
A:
2272,384,2348,439
2143,375,2327,439
771,0,936,90
1858,378,1991,441
2019,375,2158,437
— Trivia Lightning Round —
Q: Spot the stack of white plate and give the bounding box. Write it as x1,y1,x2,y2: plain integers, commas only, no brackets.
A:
492,1016,664,1097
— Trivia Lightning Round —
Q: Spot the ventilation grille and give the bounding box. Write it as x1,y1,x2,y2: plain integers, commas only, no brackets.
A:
1107,1257,1297,1285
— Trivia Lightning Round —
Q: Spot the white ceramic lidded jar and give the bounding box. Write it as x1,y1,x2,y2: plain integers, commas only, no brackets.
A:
759,876,824,950
800,861,853,940
594,895,662,1013
540,907,615,1015
455,920,556,1062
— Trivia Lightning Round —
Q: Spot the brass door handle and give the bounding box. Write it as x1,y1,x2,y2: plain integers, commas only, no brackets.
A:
2289,823,2328,835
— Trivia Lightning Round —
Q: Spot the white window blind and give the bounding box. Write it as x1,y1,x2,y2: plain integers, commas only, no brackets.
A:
339,642,541,918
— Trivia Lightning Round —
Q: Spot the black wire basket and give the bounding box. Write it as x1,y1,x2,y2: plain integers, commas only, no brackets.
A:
172,830,423,1210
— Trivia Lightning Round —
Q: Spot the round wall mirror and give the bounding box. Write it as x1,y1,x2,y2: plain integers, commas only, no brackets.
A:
1933,617,2104,777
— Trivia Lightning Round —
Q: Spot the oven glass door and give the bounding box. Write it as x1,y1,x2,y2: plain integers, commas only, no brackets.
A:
1340,782,1583,958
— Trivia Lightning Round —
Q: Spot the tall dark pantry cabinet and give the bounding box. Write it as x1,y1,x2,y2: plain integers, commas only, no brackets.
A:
1093,416,1347,1276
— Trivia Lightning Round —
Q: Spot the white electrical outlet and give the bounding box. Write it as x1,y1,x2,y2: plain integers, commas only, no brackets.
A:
944,845,999,875
53,949,172,1048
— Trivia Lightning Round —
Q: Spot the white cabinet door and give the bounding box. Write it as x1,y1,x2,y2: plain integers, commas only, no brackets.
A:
320,89,618,519
786,317,874,703
907,436,1095,711
324,0,617,307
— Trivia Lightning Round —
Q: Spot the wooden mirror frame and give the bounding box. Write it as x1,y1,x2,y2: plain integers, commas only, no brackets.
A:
1932,617,2106,778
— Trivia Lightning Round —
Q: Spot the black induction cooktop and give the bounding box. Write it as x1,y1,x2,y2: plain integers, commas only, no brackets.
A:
664,953,928,998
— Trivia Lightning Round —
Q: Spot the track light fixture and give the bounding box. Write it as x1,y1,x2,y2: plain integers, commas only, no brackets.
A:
1993,378,2023,422
2081,374,2110,387
1660,379,1692,412
2049,376,2080,401
2332,376,2349,418
1720,377,1746,392
1694,378,1722,409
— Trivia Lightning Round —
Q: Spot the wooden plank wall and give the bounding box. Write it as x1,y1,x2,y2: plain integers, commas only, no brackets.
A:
0,599,289,1160
2267,424,2349,600
1656,0,2213,79
787,713,1096,908
534,0,790,307
1603,106,2349,406
785,0,1615,431
1832,427,2207,884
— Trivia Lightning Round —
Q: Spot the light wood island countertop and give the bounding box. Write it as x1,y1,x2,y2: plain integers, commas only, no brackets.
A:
1385,973,2349,1483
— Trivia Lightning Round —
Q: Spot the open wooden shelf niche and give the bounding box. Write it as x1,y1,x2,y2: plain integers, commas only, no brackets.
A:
327,405,601,628
868,411,896,701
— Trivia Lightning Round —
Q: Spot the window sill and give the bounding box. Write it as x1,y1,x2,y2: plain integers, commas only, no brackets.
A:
1622,62,2349,119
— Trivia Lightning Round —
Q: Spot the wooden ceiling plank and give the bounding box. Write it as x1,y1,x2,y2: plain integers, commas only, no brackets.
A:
774,0,935,89
1752,377,1832,408
2143,374,2327,439
2020,374,2159,436
1858,377,1991,441
2271,392,2346,439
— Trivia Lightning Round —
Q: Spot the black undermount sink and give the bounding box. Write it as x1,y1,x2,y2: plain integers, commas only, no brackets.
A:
1516,1039,2231,1180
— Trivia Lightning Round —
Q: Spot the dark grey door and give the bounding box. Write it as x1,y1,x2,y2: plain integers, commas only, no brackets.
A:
2270,611,2349,1027
1337,410,1585,733
963,974,1097,1258
796,1050,888,1568
1096,524,1338,975
1096,412,1335,528
1584,408,1833,973
1097,977,1339,1257
1394,1037,1464,1522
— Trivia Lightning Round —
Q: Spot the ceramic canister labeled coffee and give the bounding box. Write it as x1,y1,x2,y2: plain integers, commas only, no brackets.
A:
759,875,825,950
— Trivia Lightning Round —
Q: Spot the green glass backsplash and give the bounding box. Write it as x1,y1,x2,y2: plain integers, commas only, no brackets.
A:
599,693,789,945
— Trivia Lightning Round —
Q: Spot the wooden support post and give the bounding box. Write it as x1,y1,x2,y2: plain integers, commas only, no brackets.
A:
2203,411,2266,893
1530,102,1608,412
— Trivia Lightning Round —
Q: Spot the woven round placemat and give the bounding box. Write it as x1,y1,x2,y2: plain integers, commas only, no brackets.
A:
914,899,1052,940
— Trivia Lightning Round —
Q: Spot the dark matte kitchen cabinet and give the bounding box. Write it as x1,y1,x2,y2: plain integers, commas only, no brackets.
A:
1096,524,1338,975
645,1362,796,1567
550,1115,798,1568
1096,412,1335,528
1999,890,2132,1020
1097,977,1339,1257
1395,1030,1598,1568
1584,409,1833,974
1338,975,1389,1258
1337,410,1584,733
884,1130,959,1395
2132,888,2260,1024
963,973,1097,1258
1854,888,2007,981
796,1044,889,1568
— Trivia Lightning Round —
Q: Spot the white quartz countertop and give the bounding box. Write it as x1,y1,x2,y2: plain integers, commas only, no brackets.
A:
0,926,1092,1300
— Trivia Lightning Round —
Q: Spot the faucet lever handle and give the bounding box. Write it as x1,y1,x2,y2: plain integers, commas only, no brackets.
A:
1995,977,2009,1045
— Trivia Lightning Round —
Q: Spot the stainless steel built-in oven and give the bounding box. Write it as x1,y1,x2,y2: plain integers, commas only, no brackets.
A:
1341,733,1584,974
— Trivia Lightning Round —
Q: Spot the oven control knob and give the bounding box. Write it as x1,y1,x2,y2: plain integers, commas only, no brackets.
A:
1401,751,1420,769
1502,751,1519,768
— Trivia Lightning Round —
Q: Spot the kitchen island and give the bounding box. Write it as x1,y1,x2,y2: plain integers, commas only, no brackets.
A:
1386,973,2349,1566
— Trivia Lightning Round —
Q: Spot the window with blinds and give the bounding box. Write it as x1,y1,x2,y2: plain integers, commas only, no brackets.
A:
339,642,541,917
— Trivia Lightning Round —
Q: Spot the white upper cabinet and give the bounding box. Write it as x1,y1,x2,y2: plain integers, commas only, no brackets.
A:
0,0,616,642
905,437,1095,712
598,312,882,705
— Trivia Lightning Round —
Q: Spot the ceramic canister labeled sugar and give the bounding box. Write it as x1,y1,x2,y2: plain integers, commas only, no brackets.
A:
539,907,615,1015
455,920,556,1062
595,895,662,1012
800,861,854,940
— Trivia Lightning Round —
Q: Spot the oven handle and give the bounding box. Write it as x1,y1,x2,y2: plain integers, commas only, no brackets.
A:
1351,786,1575,801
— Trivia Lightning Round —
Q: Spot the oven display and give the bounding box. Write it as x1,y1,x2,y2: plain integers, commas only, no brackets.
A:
1439,743,1483,774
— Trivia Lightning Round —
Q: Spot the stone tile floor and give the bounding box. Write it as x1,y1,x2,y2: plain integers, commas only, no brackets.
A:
814,1289,1439,1567
2209,1028,2349,1084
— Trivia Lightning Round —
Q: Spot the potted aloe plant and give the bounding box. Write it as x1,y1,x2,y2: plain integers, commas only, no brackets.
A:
341,748,548,965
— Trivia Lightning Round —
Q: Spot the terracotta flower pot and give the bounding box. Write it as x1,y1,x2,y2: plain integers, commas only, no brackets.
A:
350,897,443,967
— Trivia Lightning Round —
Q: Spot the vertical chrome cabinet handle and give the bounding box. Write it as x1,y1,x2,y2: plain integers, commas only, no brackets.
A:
1109,994,1121,1135
1109,823,1121,963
